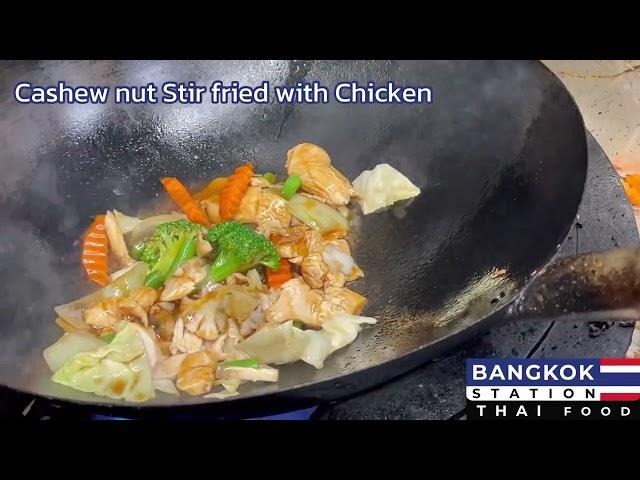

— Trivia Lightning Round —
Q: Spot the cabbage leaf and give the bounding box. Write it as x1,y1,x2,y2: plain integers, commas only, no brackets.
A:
238,313,376,369
51,322,155,402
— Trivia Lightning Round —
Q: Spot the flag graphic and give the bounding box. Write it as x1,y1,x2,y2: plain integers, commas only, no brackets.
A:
466,358,640,402
598,359,640,401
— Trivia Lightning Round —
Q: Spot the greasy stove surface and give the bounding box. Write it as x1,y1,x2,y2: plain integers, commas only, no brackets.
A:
1,132,637,420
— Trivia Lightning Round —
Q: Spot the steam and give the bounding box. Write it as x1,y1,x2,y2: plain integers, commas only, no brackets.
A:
0,60,562,400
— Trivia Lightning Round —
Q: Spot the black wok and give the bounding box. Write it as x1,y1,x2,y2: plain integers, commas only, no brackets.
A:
0,60,625,418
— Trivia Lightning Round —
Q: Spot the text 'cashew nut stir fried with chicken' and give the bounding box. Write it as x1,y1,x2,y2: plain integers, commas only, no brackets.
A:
43,143,421,402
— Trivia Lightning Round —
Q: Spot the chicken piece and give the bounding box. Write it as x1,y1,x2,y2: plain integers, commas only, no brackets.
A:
203,317,245,361
129,286,158,310
225,318,243,356
154,353,187,380
149,304,177,341
233,186,261,224
104,210,136,268
158,340,172,356
170,318,204,354
203,338,224,361
240,292,271,337
83,298,121,329
179,257,208,283
196,232,213,257
274,226,310,264
286,143,357,206
161,277,196,302
301,232,363,289
265,279,367,328
233,186,291,236
271,225,307,246
117,286,158,327
265,277,324,328
301,230,329,288
277,241,308,265
83,287,157,329
176,351,217,396
224,287,261,322
150,301,176,314
117,300,150,328
254,189,291,237
318,286,368,321
160,258,207,302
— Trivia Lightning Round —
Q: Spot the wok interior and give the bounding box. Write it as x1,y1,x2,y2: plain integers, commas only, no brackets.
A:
0,60,586,405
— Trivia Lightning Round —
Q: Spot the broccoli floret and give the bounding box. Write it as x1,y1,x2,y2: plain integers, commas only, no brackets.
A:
139,220,201,267
205,221,280,282
139,241,161,266
139,220,203,288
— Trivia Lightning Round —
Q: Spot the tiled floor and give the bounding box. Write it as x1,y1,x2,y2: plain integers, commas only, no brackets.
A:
543,60,640,177
543,60,640,357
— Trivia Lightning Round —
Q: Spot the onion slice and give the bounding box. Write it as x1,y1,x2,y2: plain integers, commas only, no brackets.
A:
54,262,149,328
127,213,186,247
286,194,349,234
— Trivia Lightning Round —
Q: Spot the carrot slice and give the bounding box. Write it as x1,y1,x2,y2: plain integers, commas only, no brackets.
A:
81,214,110,287
161,177,211,227
219,163,254,220
266,258,292,289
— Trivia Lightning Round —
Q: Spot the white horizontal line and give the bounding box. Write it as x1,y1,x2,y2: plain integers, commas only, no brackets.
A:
600,366,640,373
466,386,640,401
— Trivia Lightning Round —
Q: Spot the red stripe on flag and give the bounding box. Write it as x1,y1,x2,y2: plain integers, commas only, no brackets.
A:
600,358,640,366
600,393,640,401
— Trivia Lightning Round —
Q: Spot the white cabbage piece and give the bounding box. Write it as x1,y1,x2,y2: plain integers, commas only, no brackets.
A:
352,163,421,214
322,312,377,351
43,333,107,373
204,379,242,399
300,329,333,369
237,313,376,369
51,323,155,403
237,321,309,364
153,379,180,396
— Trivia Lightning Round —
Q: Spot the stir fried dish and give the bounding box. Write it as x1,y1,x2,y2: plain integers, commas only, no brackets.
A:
43,143,421,402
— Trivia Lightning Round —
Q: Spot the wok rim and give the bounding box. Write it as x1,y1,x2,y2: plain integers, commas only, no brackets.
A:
0,60,588,417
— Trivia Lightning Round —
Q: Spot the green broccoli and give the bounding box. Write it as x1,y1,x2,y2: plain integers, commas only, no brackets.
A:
139,220,203,288
205,221,280,282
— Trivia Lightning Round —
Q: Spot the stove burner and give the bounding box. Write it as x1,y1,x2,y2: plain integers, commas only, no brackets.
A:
89,407,318,421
